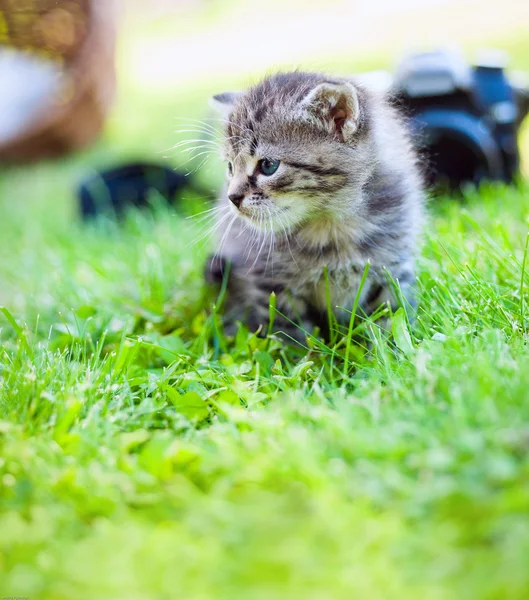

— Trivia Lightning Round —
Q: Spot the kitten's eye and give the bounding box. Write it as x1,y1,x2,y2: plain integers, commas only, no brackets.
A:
259,158,280,176
227,162,233,176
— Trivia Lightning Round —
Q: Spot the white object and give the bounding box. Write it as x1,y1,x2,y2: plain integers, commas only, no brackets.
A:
0,48,62,144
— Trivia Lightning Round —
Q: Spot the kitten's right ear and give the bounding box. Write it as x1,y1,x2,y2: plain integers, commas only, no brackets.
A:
210,92,241,119
300,82,360,142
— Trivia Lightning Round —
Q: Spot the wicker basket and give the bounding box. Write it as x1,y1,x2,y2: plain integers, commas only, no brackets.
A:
0,0,116,162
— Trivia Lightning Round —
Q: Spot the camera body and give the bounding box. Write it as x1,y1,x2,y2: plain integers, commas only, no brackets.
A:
388,50,529,188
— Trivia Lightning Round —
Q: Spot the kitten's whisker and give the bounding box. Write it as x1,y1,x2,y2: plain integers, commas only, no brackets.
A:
235,221,248,239
185,154,212,175
180,142,222,154
176,137,221,146
165,138,220,150
173,123,221,133
245,218,261,262
277,213,299,270
190,209,232,246
174,117,222,137
173,130,222,143
186,205,223,222
164,145,218,159
243,228,256,264
247,216,269,275
187,208,227,227
182,149,219,160
192,218,227,245
242,217,255,258
179,150,218,170
177,144,221,156
214,214,238,263
265,207,275,276
245,222,257,262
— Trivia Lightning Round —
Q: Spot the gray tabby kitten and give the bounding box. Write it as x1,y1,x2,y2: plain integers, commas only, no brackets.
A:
206,72,424,342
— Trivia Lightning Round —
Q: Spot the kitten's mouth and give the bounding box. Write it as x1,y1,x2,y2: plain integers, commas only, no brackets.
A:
236,201,266,219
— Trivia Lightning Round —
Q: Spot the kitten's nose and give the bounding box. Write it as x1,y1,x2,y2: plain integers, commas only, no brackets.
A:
228,193,244,209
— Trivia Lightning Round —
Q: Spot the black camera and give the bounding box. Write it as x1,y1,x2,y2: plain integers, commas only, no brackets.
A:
385,50,529,188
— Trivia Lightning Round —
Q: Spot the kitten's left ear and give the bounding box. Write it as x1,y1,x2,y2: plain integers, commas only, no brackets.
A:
301,82,360,142
210,92,241,119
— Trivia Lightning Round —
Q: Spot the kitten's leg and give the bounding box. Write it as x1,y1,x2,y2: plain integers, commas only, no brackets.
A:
264,290,319,345
362,266,417,329
205,254,274,335
205,254,313,343
234,280,315,344
390,264,418,318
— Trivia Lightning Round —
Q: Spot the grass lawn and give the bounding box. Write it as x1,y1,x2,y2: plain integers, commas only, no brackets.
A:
1,16,529,599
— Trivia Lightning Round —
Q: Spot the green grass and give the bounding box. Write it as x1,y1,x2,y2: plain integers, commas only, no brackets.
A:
2,20,529,599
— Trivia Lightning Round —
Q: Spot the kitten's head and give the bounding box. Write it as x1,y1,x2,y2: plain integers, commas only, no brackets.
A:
212,72,374,233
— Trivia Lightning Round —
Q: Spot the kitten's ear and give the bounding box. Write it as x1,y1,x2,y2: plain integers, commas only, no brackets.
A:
210,92,241,119
301,82,360,142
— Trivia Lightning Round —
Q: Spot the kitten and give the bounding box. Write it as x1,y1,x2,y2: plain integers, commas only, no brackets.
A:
206,72,425,342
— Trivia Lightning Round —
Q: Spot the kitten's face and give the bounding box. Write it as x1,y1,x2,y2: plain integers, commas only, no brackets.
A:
213,73,373,234
222,135,348,234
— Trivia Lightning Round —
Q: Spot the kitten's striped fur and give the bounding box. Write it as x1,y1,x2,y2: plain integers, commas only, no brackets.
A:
206,72,425,341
